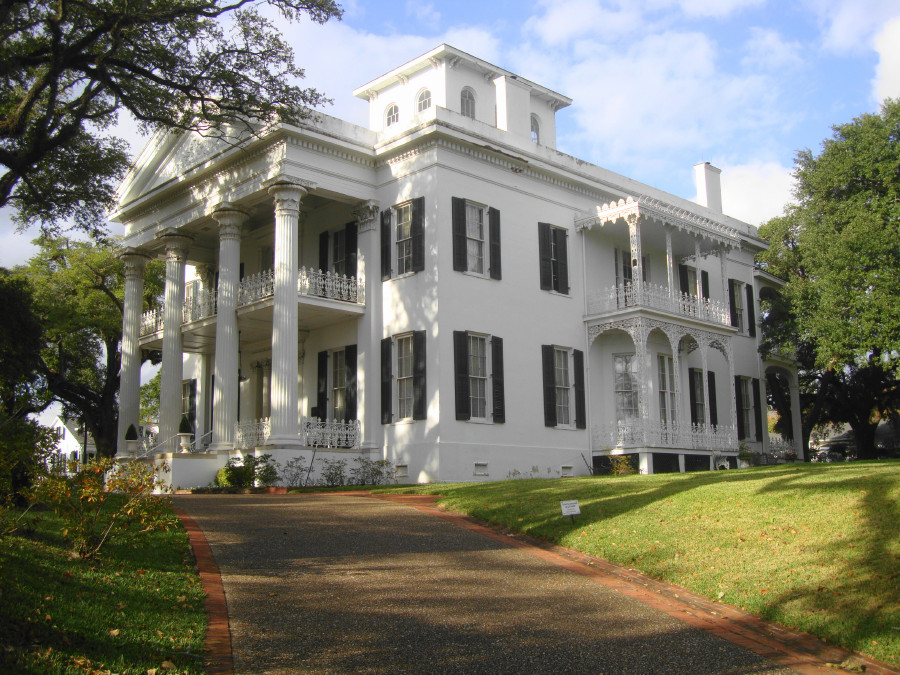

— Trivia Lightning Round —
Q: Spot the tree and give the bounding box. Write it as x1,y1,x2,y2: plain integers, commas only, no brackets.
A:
139,370,161,427
16,236,164,457
758,99,900,459
1,0,342,233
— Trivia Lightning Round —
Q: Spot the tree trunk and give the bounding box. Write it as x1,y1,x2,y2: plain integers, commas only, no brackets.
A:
849,420,879,460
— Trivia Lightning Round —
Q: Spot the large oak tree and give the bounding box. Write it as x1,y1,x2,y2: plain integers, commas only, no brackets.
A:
757,99,900,459
1,0,342,233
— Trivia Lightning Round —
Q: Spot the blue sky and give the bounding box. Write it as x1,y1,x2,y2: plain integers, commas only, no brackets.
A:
2,0,899,266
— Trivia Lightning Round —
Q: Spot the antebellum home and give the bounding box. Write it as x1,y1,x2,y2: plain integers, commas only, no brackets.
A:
113,45,801,487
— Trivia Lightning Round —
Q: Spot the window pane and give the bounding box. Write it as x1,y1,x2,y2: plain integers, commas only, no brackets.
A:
615,355,637,423
555,348,570,425
397,336,413,419
461,89,475,119
396,203,412,275
466,203,485,273
417,90,431,112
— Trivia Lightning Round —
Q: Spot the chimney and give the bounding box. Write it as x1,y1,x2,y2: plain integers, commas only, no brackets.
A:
693,162,723,214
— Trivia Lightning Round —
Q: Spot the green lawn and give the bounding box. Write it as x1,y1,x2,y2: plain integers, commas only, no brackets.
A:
382,461,900,668
0,499,206,674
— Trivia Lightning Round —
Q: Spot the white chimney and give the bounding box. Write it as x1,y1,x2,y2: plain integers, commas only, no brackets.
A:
693,162,723,214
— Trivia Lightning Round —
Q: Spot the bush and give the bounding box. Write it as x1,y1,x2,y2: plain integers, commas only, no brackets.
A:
30,457,174,558
349,457,395,485
281,455,309,487
214,454,280,488
319,458,347,487
0,418,57,509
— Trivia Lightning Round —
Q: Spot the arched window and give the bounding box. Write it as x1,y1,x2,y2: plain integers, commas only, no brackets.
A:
416,89,432,113
385,104,399,127
530,114,540,144
460,88,476,119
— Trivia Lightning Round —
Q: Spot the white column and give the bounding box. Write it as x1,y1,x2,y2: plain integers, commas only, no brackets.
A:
209,204,247,452
665,228,675,297
628,215,643,294
157,231,191,453
694,241,703,298
262,360,272,418
265,178,308,448
117,248,150,451
354,200,381,453
700,347,711,428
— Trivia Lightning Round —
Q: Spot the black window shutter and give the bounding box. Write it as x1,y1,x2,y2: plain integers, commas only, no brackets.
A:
746,284,756,337
707,371,718,427
492,336,505,423
489,207,501,280
574,349,586,429
701,271,710,299
453,331,470,421
555,228,569,294
622,249,633,282
239,263,244,281
345,344,357,421
411,196,425,272
381,338,392,424
734,376,745,440
381,210,392,280
318,232,329,273
345,222,358,279
316,351,328,419
679,264,689,294
541,344,557,427
752,377,763,441
412,330,426,420
452,197,467,272
538,223,552,290
688,368,698,425
728,279,739,327
188,380,197,433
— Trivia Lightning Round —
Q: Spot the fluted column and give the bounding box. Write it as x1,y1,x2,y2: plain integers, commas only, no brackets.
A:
209,204,248,452
627,214,643,292
354,200,381,452
665,228,675,297
157,231,191,453
265,178,309,447
117,248,150,452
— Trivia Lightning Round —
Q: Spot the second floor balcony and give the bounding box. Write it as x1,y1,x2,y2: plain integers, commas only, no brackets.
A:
140,267,365,337
586,281,731,327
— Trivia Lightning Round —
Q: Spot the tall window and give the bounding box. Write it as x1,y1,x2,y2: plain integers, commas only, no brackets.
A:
181,380,197,439
530,114,540,144
460,88,475,119
417,89,432,112
733,281,745,332
332,349,346,422
468,334,487,419
396,335,414,420
554,348,571,425
729,279,756,336
614,355,638,423
466,202,485,274
739,377,753,440
395,202,413,275
691,369,706,425
332,229,346,277
538,223,569,294
385,103,399,127
657,355,676,425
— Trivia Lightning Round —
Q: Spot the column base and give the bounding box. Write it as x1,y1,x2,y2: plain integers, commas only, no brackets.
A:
207,441,234,453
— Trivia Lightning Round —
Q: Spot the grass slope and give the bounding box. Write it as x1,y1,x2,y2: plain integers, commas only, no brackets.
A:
0,500,206,674
384,461,900,667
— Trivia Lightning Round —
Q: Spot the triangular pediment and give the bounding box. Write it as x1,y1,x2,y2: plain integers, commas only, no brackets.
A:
115,126,252,210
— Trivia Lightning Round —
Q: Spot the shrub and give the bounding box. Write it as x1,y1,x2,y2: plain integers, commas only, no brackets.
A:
281,455,309,487
214,454,280,488
610,455,638,475
349,457,395,485
319,458,347,487
30,457,174,558
0,419,57,510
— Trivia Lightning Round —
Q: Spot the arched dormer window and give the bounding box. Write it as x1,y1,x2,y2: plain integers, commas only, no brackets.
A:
460,88,476,119
416,89,432,113
530,114,541,144
385,104,399,127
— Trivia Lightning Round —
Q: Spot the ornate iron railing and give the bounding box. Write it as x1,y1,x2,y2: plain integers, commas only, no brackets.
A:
140,309,163,336
238,267,364,307
593,419,738,452
233,416,361,450
587,282,731,327
183,288,217,323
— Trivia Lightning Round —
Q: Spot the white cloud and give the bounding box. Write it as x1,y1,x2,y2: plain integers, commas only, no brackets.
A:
406,0,440,27
873,17,900,103
802,0,900,53
741,27,803,70
672,0,765,19
717,160,795,225
524,0,642,45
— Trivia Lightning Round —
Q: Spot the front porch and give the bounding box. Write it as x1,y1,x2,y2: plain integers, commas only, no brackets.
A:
593,419,737,452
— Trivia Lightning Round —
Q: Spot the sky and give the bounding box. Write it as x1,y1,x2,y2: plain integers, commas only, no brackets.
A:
2,0,900,268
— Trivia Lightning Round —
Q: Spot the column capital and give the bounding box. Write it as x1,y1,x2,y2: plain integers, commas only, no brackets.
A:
263,175,314,205
353,200,380,233
211,203,249,239
155,228,192,261
118,247,151,279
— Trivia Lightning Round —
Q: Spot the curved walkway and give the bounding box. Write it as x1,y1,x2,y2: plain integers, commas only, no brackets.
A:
174,493,897,675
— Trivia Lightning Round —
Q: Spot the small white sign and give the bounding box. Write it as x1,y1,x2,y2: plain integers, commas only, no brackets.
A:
560,500,581,516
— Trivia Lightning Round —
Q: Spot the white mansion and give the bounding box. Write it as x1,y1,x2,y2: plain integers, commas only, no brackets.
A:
114,45,801,487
